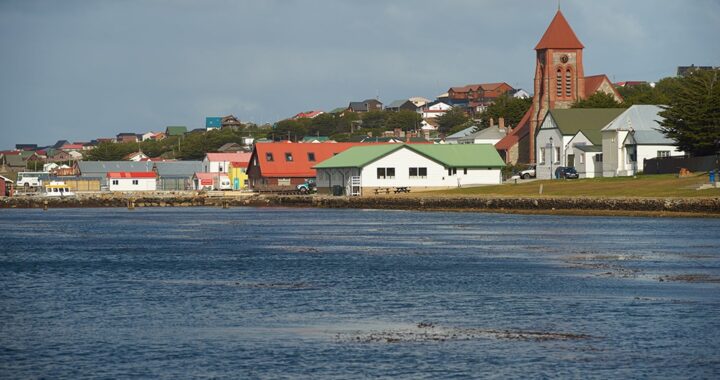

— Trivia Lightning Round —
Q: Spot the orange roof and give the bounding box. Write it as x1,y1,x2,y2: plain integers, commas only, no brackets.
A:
251,142,382,177
206,152,251,163
450,83,510,93
495,107,532,151
107,172,157,178
584,74,624,101
535,10,584,50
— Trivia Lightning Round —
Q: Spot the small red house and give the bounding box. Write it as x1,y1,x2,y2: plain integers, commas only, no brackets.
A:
247,142,376,190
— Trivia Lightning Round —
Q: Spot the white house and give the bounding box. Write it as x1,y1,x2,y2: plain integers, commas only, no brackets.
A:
421,102,452,119
535,108,625,179
457,125,508,145
107,172,157,191
203,152,252,173
124,151,149,162
313,144,504,195
601,105,684,177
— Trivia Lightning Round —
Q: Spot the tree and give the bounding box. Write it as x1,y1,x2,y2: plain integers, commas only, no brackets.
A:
479,94,531,129
307,113,337,136
385,110,422,132
268,119,307,141
360,110,388,130
659,69,720,156
84,141,137,161
572,92,626,108
436,108,469,134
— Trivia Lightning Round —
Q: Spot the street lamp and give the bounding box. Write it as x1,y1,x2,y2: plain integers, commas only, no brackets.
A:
549,136,554,180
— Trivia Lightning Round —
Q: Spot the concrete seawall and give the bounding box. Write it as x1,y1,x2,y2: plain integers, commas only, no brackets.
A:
2,194,720,216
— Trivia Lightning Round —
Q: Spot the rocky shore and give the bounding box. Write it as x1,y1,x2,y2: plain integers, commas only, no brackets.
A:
2,193,720,216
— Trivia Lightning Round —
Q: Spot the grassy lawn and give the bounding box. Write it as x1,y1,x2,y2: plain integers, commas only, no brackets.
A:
429,173,720,198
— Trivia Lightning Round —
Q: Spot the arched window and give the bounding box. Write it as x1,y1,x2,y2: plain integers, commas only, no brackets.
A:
556,68,563,97
565,68,572,97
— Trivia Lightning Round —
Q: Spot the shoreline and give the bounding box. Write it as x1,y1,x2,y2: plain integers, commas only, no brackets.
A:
2,193,720,218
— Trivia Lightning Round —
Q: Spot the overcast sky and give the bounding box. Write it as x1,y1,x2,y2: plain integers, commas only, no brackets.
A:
1,0,718,149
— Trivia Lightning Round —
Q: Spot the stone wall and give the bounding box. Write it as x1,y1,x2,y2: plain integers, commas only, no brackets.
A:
1,194,719,215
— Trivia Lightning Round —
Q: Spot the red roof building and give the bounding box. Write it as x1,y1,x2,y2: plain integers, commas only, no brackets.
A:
293,110,325,119
247,142,380,190
107,172,157,179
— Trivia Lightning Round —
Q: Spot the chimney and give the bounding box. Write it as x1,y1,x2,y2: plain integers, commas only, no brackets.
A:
499,117,505,130
490,117,495,128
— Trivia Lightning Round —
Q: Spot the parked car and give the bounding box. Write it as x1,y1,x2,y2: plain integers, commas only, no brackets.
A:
555,166,579,179
519,165,536,179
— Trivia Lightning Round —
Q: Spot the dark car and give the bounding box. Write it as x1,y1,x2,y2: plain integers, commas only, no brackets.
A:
555,166,579,179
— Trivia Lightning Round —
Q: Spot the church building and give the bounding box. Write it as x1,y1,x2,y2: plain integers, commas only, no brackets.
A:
495,10,622,164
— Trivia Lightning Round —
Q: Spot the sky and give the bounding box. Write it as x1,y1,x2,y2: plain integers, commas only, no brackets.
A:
1,0,719,149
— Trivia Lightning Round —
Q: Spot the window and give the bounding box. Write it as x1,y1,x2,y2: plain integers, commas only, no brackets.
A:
556,68,563,96
307,152,316,162
278,178,291,186
565,69,572,97
539,148,546,165
595,154,603,162
265,153,274,162
463,168,467,175
132,180,139,185
112,180,119,185
447,168,457,176
409,167,427,179
658,151,670,158
580,154,585,164
285,152,293,162
554,147,561,164
377,168,395,179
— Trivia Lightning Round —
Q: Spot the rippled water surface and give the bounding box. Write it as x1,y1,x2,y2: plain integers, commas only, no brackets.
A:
1,207,719,378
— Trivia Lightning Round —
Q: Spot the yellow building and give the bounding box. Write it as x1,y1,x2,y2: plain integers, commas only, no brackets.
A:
228,162,249,190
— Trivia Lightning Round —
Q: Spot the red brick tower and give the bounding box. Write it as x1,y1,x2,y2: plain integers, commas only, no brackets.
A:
529,10,585,163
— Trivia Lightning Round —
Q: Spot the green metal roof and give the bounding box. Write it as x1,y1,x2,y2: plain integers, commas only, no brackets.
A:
314,144,402,168
409,144,505,168
547,108,625,145
314,144,505,169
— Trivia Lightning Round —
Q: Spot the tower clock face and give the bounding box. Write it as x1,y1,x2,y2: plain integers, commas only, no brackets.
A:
560,54,569,63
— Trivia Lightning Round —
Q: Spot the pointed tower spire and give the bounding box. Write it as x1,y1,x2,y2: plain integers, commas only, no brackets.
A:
534,10,584,50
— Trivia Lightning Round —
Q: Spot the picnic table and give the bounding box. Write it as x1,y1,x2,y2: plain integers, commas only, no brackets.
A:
374,187,391,195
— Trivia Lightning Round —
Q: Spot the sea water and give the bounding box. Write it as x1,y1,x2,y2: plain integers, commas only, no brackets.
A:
1,208,719,378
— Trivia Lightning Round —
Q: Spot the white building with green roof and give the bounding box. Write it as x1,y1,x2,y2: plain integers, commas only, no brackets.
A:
313,144,504,195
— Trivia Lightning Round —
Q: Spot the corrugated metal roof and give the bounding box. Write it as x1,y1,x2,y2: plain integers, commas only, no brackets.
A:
314,145,402,168
78,161,154,176
548,108,626,145
601,105,675,145
154,161,203,177
315,144,505,169
410,144,506,168
458,126,508,142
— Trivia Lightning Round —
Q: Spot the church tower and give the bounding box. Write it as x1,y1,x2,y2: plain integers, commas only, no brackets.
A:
529,10,585,162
